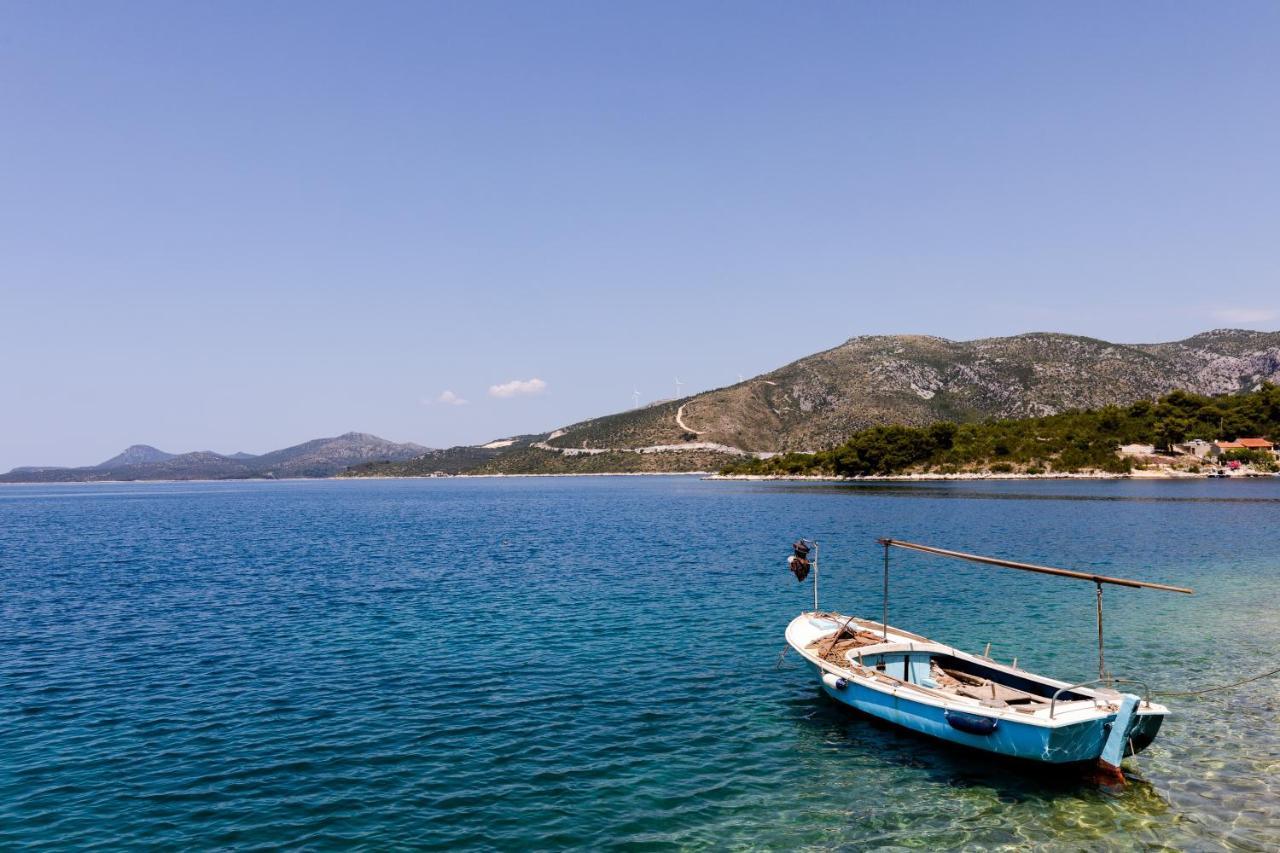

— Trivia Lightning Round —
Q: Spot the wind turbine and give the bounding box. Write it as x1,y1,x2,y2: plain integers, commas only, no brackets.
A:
632,388,641,409
675,376,685,398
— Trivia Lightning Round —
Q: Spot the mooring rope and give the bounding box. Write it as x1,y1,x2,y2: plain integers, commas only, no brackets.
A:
1154,664,1280,697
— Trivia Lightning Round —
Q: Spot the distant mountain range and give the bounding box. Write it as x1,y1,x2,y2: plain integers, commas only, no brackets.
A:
2,433,429,482
9,328,1280,482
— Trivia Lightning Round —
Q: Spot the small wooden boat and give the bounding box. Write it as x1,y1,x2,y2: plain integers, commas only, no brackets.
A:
784,539,1192,781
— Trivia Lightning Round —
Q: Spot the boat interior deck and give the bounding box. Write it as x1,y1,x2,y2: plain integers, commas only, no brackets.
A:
806,621,1099,714
927,665,1050,709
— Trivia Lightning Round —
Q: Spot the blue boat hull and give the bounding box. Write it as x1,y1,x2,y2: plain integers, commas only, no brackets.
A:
811,663,1163,764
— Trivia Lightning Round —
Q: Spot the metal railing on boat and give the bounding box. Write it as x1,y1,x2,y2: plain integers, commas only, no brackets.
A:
1049,677,1152,718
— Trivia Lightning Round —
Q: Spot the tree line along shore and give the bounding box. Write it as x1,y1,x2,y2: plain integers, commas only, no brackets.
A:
718,385,1280,479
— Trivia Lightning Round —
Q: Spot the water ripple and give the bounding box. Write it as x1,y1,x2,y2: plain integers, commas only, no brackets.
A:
1,477,1277,849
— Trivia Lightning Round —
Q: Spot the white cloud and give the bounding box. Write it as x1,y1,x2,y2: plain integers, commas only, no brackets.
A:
488,377,547,399
1212,308,1277,325
425,390,468,406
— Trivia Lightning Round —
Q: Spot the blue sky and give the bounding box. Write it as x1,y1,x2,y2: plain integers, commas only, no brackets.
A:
3,2,1278,469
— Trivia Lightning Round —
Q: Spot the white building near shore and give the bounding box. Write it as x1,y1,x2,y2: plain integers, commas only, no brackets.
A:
1173,439,1214,458
1118,443,1155,457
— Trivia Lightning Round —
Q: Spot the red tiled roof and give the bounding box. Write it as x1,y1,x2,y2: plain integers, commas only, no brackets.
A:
1237,437,1274,449
1215,440,1244,449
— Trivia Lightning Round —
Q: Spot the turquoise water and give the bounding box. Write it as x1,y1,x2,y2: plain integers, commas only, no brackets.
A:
2,477,1277,850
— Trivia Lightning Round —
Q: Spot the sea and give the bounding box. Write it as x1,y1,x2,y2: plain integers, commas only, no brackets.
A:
2,476,1277,850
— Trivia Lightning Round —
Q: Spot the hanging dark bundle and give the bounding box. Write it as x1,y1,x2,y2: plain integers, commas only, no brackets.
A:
788,539,811,582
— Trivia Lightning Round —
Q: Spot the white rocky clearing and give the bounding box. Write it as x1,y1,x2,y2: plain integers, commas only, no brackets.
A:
675,403,704,435
532,439,758,457
528,383,788,459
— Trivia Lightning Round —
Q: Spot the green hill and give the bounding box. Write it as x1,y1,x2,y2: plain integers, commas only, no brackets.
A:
539,329,1280,455
720,385,1280,478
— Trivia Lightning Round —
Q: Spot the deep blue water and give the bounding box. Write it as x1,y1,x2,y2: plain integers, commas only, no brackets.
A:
2,476,1278,850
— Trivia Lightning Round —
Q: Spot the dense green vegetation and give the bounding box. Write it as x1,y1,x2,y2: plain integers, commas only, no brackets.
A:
721,385,1280,477
1220,448,1275,467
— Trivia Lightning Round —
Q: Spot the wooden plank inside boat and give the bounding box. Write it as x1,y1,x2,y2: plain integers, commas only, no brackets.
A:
808,633,883,665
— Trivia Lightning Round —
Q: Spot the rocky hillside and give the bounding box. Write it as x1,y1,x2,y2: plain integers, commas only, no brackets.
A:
342,445,509,477
96,444,175,468
2,432,429,482
246,432,429,478
538,329,1280,454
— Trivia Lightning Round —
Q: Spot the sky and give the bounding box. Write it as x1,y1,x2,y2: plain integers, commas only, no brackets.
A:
2,2,1279,470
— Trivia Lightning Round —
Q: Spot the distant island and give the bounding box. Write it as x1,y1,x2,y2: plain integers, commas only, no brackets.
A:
1,433,427,483
6,328,1280,482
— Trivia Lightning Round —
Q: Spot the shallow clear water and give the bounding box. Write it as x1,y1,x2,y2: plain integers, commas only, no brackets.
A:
2,477,1278,850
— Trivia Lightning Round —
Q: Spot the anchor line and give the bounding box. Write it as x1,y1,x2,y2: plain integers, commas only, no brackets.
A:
1153,664,1280,697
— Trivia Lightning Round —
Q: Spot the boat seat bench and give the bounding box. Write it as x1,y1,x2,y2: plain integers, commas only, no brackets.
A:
939,667,1049,706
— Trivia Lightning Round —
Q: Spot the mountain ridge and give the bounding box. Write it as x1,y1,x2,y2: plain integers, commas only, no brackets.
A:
530,328,1280,456
96,444,175,468
10,328,1280,481
2,433,430,482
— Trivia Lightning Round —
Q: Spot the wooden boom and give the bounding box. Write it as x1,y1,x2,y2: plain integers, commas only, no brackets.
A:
876,539,1193,594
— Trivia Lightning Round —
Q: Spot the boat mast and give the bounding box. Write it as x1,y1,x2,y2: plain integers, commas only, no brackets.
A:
882,540,890,641
810,540,819,611
1096,582,1105,680
876,538,1193,682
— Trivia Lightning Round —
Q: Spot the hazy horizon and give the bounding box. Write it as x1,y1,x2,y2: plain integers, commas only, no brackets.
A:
4,3,1279,471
